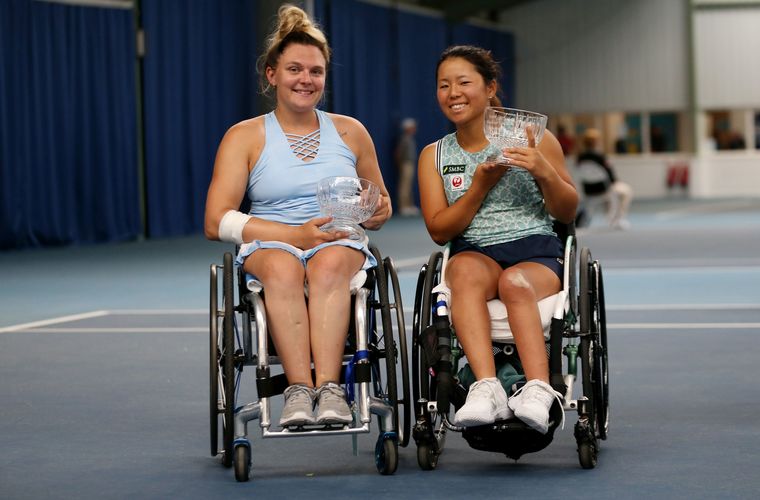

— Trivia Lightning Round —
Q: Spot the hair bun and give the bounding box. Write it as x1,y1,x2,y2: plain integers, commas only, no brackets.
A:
277,5,312,40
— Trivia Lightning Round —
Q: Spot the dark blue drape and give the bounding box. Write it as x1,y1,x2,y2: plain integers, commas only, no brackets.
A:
141,0,257,238
1,0,514,248
0,0,139,249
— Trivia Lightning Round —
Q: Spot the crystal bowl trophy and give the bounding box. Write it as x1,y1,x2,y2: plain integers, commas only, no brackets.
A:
484,107,548,163
316,176,380,241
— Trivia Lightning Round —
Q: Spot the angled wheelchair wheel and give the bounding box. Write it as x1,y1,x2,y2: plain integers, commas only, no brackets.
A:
592,260,609,440
411,251,448,470
384,255,410,447
209,252,237,468
369,247,410,448
578,247,609,467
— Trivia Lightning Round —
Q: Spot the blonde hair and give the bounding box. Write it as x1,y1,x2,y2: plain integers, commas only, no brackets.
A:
257,4,331,97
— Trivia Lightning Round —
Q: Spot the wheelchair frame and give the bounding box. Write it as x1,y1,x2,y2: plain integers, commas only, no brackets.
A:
411,223,609,469
209,245,410,481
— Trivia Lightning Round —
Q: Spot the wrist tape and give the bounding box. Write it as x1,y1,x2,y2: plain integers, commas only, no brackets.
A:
218,210,252,244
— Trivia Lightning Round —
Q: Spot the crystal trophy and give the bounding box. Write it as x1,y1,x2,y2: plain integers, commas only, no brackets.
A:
316,176,380,241
484,107,548,163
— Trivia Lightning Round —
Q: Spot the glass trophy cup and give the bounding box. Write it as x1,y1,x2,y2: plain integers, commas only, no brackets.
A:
316,176,380,241
484,107,548,163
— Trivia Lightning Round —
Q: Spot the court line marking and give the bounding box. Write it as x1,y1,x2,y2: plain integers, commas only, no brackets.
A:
13,327,207,333
0,310,110,333
2,304,758,334
654,199,760,219
609,323,760,329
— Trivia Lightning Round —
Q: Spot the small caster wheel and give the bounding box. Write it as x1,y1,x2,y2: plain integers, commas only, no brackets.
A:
234,443,251,482
578,440,597,469
416,442,438,471
375,437,398,475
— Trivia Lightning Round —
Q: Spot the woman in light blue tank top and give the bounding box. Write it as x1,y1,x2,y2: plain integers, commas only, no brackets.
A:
418,46,578,433
204,6,391,427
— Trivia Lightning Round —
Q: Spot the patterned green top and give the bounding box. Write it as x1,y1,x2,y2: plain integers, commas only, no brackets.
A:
436,132,554,246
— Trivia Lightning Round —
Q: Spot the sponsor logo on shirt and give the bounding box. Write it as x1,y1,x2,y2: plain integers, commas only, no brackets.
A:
442,164,466,175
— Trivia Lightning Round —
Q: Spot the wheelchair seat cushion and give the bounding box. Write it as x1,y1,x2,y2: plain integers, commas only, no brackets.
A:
488,293,560,342
435,282,564,343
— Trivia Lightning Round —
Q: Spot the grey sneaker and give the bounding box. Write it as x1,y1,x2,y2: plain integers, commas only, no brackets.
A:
315,382,352,425
280,384,316,427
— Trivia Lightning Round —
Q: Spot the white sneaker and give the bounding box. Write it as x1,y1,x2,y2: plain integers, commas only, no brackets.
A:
453,377,512,427
508,379,564,434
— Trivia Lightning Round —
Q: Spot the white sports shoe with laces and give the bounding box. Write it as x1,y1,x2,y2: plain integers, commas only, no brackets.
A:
453,377,512,427
508,379,564,434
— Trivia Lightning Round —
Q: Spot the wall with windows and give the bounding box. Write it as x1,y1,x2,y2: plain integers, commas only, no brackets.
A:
499,0,760,199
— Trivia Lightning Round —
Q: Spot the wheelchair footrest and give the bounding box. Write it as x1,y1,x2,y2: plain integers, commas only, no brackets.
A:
462,419,556,460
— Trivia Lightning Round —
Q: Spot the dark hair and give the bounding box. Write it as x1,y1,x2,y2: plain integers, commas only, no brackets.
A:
436,45,503,106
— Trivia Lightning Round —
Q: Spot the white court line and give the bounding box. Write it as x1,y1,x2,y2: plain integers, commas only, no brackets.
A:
0,310,110,333
15,327,207,334
609,323,760,329
607,303,760,311
654,199,759,220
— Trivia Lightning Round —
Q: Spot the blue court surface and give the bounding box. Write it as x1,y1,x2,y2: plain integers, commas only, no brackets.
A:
1,198,759,499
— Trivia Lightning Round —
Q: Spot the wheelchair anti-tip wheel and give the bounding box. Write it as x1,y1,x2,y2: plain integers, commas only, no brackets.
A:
209,252,237,468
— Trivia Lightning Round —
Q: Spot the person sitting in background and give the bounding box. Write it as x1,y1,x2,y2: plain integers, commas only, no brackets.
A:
576,128,633,230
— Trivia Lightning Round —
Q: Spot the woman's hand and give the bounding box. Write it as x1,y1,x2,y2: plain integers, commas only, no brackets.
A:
471,157,510,193
503,126,556,182
296,216,349,249
362,194,391,230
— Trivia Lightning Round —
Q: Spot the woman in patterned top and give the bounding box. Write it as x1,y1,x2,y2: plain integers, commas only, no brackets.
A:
204,5,391,428
417,45,578,433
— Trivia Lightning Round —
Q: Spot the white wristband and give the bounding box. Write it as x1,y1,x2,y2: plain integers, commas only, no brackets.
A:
218,210,252,244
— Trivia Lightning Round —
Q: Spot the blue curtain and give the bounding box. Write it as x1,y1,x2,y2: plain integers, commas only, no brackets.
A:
0,0,139,249
141,0,257,238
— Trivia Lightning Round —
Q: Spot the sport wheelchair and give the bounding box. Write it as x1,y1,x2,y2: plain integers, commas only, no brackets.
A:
209,245,410,481
411,222,609,469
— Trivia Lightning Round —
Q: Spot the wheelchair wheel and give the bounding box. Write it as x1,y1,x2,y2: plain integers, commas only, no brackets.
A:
592,260,609,440
416,442,438,471
375,435,398,475
384,255,411,447
411,251,447,470
234,442,251,482
210,252,236,468
370,248,410,447
578,247,609,466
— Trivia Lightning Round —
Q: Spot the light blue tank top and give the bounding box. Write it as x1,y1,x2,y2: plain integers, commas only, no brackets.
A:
436,132,554,246
246,110,357,225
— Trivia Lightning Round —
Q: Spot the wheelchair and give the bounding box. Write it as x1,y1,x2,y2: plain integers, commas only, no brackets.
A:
411,222,609,469
209,245,410,481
